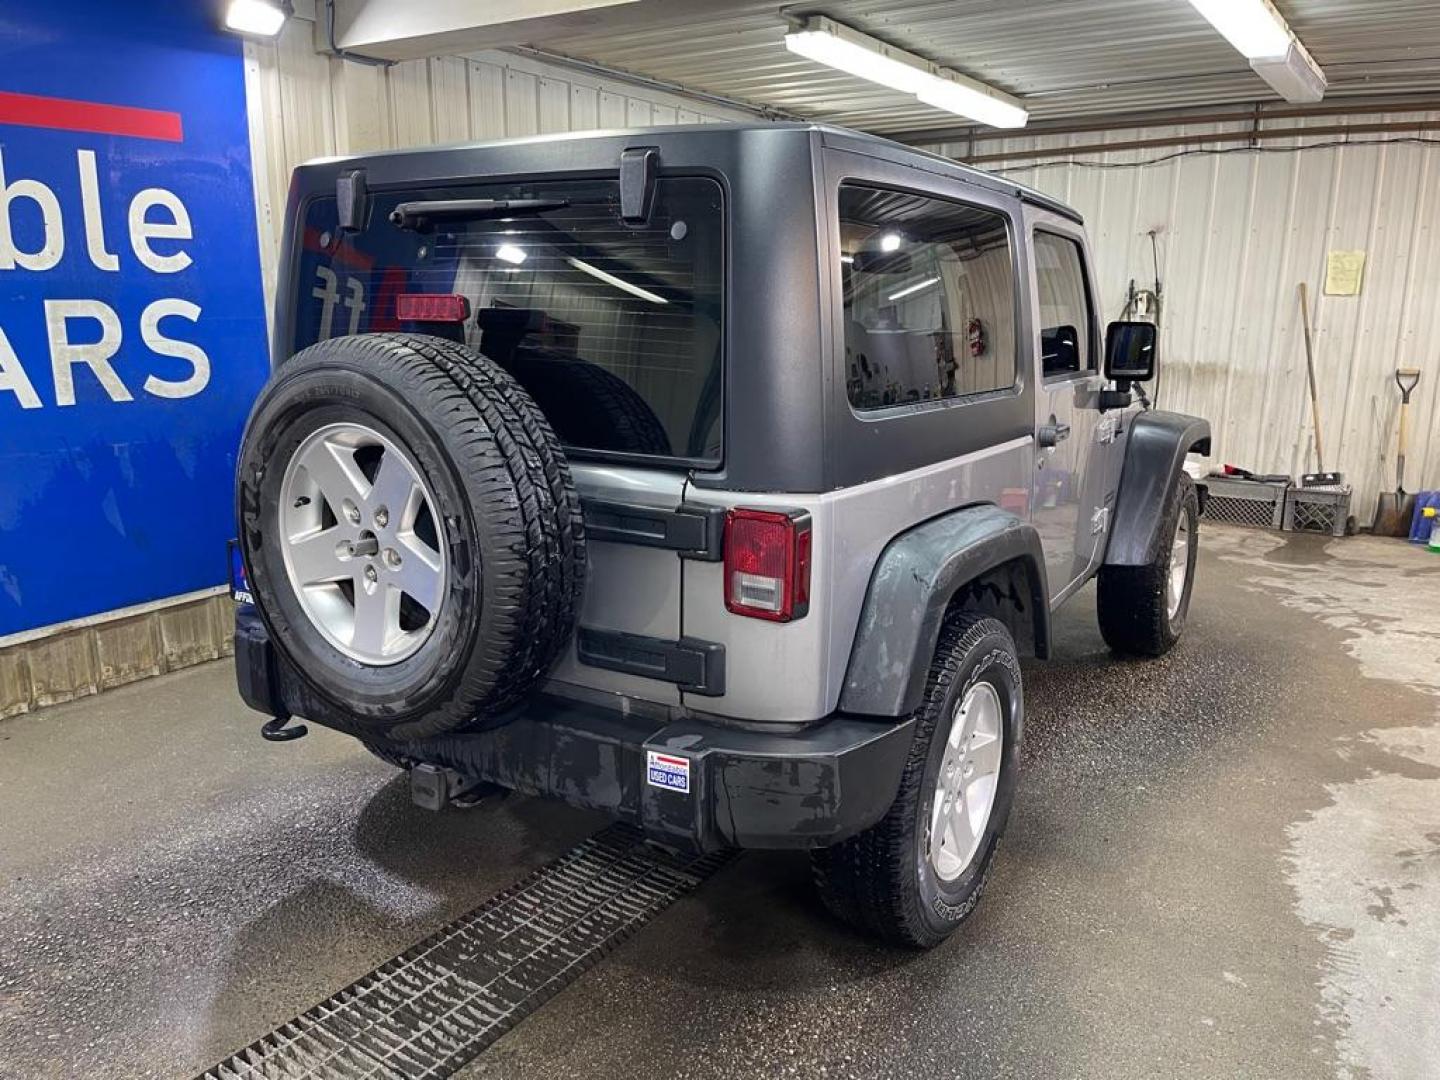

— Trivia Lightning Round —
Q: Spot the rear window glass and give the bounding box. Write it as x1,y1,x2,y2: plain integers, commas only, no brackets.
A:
294,176,724,463
839,184,1016,411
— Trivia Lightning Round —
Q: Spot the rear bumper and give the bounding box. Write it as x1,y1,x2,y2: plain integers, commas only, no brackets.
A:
234,606,913,852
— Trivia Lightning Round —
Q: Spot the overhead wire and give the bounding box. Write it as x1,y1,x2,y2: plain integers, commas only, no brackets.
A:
987,136,1440,174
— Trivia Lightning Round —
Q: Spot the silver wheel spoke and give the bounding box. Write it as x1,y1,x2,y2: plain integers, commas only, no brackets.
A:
967,729,1002,778
350,582,396,656
393,541,444,613
300,438,368,509
368,451,420,520
288,527,348,586
944,793,975,861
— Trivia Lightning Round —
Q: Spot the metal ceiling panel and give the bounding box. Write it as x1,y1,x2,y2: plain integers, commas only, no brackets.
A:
512,0,1440,130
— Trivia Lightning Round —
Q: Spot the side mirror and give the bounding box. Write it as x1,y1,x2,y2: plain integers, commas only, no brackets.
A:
1105,320,1157,382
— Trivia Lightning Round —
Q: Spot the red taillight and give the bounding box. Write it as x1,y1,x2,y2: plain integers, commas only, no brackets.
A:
395,293,471,323
723,508,812,622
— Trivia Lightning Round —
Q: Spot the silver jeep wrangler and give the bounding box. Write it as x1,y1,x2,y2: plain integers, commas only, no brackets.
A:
233,122,1209,947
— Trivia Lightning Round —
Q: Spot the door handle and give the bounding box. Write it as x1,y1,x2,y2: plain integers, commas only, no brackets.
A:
1037,419,1071,448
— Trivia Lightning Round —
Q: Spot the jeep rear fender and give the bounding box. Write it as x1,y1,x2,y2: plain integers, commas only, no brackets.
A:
1105,410,1211,567
839,505,1050,718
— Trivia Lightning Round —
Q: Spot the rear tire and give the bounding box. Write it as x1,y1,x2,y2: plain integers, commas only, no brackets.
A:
502,346,673,456
237,333,586,742
812,613,1023,948
1097,474,1199,656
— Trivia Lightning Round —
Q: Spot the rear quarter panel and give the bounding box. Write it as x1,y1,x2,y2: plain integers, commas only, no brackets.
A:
681,440,1032,723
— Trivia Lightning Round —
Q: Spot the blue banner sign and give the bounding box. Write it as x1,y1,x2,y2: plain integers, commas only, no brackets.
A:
0,1,269,635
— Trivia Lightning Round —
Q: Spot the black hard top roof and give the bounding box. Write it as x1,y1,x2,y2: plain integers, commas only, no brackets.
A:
297,120,1083,226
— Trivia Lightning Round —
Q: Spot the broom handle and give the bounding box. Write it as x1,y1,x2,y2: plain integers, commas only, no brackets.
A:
1298,283,1325,470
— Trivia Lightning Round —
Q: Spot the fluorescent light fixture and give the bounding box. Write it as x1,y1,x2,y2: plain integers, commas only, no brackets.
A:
566,256,667,305
495,243,527,265
785,24,929,96
880,233,902,252
224,0,290,37
784,15,1027,129
1186,0,1326,102
887,276,940,302
1186,0,1291,59
917,79,1029,130
1250,40,1327,103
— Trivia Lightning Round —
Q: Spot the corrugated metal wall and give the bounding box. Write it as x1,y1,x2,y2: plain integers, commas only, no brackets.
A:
241,16,747,319
934,114,1440,524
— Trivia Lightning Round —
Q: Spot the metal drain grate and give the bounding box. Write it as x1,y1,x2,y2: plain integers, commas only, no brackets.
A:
196,824,729,1080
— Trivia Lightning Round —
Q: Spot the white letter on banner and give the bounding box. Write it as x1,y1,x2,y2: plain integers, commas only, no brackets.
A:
141,298,210,399
0,326,42,409
128,188,193,273
77,149,120,272
46,299,131,406
0,148,64,272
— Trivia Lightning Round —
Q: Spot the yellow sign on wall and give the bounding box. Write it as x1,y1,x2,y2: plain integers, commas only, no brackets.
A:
1324,250,1366,296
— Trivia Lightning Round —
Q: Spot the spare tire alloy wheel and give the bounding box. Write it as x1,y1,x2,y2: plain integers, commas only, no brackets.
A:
238,333,586,743
280,422,446,666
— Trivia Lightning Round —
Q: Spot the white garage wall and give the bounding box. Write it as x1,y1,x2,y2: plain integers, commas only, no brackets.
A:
241,15,749,324
935,114,1440,525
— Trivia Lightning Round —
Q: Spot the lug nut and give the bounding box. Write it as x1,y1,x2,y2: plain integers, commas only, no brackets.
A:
374,506,389,528
383,548,402,569
344,501,361,524
364,565,378,583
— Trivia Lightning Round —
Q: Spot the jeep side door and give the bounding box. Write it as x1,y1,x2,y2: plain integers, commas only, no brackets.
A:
1025,209,1118,603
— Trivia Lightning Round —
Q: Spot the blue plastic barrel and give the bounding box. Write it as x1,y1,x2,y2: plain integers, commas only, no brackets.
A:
1412,492,1440,543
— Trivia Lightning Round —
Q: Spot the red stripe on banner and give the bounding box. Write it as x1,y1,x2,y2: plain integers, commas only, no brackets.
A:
0,90,183,142
654,754,688,767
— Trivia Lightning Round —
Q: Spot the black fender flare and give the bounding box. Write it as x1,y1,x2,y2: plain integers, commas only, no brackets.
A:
1105,410,1211,567
839,505,1050,718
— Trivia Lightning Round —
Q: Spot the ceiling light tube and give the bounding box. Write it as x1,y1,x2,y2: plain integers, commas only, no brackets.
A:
888,276,940,302
566,257,668,305
1186,0,1291,59
784,15,1027,129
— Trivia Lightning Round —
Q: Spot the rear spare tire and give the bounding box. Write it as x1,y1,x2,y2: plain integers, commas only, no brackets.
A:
236,333,585,742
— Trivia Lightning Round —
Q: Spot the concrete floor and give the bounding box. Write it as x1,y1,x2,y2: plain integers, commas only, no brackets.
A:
1,524,1437,1080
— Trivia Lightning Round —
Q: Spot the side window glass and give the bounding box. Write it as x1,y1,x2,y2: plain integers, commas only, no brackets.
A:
839,184,1016,411
1033,232,1093,378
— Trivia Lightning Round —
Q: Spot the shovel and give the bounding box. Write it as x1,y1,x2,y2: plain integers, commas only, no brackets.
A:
1374,368,1422,536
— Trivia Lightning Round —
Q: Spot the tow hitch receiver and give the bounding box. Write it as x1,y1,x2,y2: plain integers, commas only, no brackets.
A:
409,762,502,811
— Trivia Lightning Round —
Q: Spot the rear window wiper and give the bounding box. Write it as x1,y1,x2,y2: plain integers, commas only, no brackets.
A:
388,198,570,232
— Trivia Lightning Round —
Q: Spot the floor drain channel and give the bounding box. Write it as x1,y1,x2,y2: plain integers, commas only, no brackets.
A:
195,824,730,1080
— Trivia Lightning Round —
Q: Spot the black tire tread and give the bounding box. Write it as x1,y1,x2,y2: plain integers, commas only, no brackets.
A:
812,612,1014,948
506,347,672,456
1096,474,1198,657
